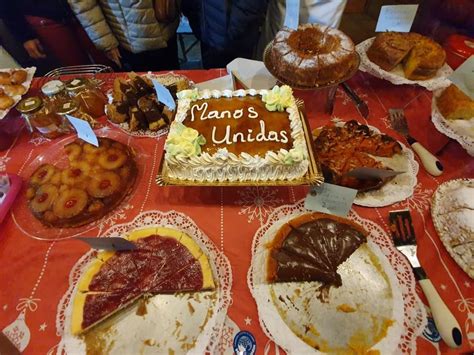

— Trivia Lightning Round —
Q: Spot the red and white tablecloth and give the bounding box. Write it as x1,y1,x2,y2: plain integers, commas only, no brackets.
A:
0,69,472,354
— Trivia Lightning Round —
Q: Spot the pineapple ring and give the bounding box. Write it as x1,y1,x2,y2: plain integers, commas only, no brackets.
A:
53,188,88,219
30,164,57,186
61,164,90,186
64,143,82,162
87,171,121,198
30,184,59,213
83,143,105,155
98,149,127,170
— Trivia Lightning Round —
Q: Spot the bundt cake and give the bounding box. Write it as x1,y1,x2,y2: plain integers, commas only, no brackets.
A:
367,32,446,80
269,24,358,87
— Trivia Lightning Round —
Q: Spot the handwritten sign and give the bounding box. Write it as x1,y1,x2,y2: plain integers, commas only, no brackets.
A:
448,55,474,99
75,237,137,251
66,115,99,147
152,79,176,110
283,0,300,30
304,183,357,217
375,5,419,33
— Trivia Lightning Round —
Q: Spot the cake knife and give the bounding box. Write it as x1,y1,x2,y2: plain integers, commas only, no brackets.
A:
389,210,463,348
341,82,369,118
389,108,444,176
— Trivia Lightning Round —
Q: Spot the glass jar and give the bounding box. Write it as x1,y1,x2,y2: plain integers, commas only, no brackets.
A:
65,78,107,118
56,99,98,128
41,80,69,111
17,96,67,139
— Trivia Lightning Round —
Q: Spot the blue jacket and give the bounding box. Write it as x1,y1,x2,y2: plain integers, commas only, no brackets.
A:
183,0,268,53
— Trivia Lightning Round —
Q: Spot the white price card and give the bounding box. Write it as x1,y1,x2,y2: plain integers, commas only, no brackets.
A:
449,55,474,99
375,5,419,33
152,79,176,110
304,183,357,217
66,115,99,147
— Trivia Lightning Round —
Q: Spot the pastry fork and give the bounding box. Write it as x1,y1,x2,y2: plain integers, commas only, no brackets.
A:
389,210,462,348
389,108,443,176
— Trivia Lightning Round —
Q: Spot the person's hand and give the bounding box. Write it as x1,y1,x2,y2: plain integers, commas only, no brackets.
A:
105,47,122,68
23,39,46,59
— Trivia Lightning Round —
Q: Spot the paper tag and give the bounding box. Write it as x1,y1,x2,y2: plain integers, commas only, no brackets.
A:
71,79,80,86
283,0,300,29
66,115,99,147
346,167,405,180
152,79,176,110
196,75,233,90
375,5,419,32
76,237,137,251
304,183,357,217
64,102,71,109
448,55,474,99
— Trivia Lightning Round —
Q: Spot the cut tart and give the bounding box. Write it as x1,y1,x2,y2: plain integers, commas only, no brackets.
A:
267,212,367,287
71,227,215,335
26,137,137,227
314,120,402,191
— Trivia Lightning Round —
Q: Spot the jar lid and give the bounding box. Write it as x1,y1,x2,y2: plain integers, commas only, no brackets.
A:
41,80,65,96
16,96,42,113
56,100,79,115
65,78,86,91
445,34,474,59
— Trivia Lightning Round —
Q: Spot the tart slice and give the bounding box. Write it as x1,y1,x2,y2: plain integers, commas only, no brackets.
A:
267,213,367,287
71,227,215,335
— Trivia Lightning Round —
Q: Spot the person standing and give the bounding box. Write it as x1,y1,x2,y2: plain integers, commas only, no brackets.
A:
182,0,269,69
0,0,111,69
256,0,347,59
67,0,180,71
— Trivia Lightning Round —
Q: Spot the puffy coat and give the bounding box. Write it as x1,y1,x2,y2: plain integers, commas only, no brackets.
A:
68,0,179,53
182,0,268,54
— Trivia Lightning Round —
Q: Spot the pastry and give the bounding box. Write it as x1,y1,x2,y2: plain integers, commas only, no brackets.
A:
313,120,402,191
71,227,215,334
10,69,27,84
164,85,310,182
3,84,27,96
27,138,137,227
367,32,446,80
0,92,14,110
437,84,474,120
269,23,358,87
106,73,187,132
0,72,10,85
267,212,367,287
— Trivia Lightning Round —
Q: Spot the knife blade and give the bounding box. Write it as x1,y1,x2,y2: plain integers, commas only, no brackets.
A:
341,82,369,118
389,210,463,348
75,237,137,251
346,167,405,180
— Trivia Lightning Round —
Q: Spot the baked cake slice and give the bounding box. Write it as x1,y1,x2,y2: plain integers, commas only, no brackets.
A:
164,86,310,182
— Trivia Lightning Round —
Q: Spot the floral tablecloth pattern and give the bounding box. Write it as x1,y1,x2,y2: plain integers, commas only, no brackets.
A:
0,69,472,354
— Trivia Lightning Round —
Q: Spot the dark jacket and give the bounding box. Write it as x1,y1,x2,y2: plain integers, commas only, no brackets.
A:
0,0,73,43
182,0,268,53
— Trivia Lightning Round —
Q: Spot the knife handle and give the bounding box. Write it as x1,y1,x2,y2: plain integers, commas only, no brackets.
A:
419,279,463,348
341,82,362,104
407,136,443,176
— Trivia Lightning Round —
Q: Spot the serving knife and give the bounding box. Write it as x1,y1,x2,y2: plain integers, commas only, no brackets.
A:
389,210,463,348
75,237,137,251
341,82,369,118
389,108,443,176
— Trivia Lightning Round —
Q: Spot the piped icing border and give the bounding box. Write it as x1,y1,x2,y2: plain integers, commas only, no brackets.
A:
166,87,309,173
